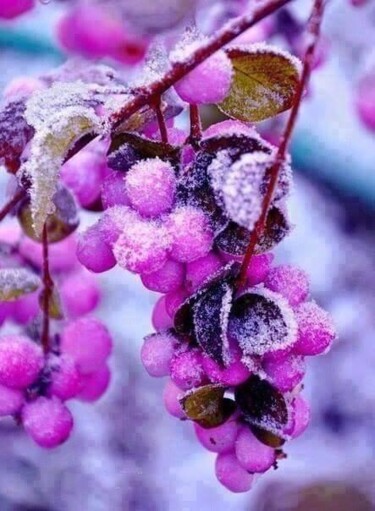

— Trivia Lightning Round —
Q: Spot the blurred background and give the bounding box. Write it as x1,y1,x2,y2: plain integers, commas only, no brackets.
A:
0,0,374,510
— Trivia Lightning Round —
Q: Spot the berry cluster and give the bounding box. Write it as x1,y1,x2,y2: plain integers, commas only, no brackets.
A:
72,117,336,491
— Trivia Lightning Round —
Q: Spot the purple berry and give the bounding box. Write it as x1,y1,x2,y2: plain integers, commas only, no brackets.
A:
77,364,111,402
246,253,274,286
170,349,206,390
215,452,254,493
125,158,176,218
0,335,43,389
185,252,222,293
61,317,112,375
0,384,24,416
163,379,185,418
49,355,81,401
0,0,34,19
60,270,100,318
235,426,276,473
167,207,213,263
356,75,375,131
10,292,39,325
141,332,176,377
203,119,258,140
264,264,309,306
77,224,116,273
19,235,78,273
293,301,336,356
22,396,73,448
101,171,130,209
174,49,232,104
165,287,189,318
152,296,173,330
141,259,185,294
202,343,251,386
263,353,306,392
194,414,239,453
290,394,311,438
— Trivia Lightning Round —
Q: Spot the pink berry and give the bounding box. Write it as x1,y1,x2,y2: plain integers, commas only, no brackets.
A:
293,302,336,356
246,253,274,286
0,0,34,19
77,364,111,402
165,287,189,318
264,264,309,306
60,270,100,319
163,379,185,418
167,207,213,263
0,335,43,389
0,384,24,416
49,355,81,401
113,219,171,274
77,224,116,273
203,120,258,140
174,49,232,104
99,206,138,246
290,394,311,438
60,317,112,375
19,235,78,273
235,426,276,473
125,158,176,218
185,252,222,293
170,349,206,390
101,171,130,209
263,354,306,392
194,415,239,453
10,292,39,325
141,259,185,294
215,452,254,493
151,296,173,330
22,396,73,448
202,348,251,387
356,75,375,132
141,332,176,377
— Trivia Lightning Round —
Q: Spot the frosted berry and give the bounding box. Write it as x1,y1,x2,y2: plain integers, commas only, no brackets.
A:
167,206,213,263
22,397,73,448
141,259,185,294
291,394,311,438
263,353,306,392
0,384,24,416
163,379,185,418
0,335,43,389
49,355,81,401
194,415,239,453
113,219,171,274
101,171,130,209
125,158,176,218
185,252,222,293
170,349,206,390
77,364,111,402
215,452,254,493
61,317,112,374
141,332,176,377
3,76,43,100
264,264,309,306
77,224,116,273
235,426,276,473
174,49,232,104
151,296,173,330
293,301,336,356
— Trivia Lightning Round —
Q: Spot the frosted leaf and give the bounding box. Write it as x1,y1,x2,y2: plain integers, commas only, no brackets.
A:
228,287,297,356
42,59,124,88
256,204,291,253
0,268,41,301
21,82,102,234
235,375,291,436
192,280,233,365
180,384,236,428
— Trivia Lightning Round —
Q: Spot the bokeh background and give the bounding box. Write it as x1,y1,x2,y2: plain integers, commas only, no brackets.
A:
0,1,374,510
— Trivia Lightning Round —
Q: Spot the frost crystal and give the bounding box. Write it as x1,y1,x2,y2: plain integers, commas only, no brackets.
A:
0,268,41,301
21,82,102,234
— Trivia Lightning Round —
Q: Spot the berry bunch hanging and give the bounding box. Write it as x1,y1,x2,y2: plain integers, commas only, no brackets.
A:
0,0,338,494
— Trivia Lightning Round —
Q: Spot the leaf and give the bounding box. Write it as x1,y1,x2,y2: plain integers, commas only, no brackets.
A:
0,268,41,301
255,204,291,254
215,221,250,256
21,82,102,235
219,43,301,122
250,424,286,448
228,288,297,356
39,288,64,319
180,384,235,428
192,281,233,365
235,375,290,435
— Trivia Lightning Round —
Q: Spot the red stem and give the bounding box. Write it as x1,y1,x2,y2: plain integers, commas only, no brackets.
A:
237,0,325,287
0,188,26,222
41,223,53,355
152,96,169,143
110,0,291,130
189,104,202,149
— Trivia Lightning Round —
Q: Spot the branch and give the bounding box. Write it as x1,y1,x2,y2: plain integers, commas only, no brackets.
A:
189,104,202,149
0,188,26,222
109,0,292,130
151,96,169,143
237,0,325,287
41,223,54,355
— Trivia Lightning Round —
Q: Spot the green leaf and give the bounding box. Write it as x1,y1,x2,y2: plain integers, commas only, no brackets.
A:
0,268,41,302
218,43,301,122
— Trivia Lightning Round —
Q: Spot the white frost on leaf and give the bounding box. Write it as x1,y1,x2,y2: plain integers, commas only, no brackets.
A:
21,82,102,235
0,268,41,301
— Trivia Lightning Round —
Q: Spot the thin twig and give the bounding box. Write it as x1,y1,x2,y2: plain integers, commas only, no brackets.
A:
189,104,202,149
110,0,291,131
152,96,169,143
237,0,325,287
41,223,53,355
0,188,26,223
